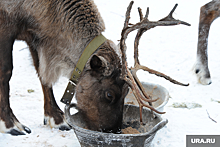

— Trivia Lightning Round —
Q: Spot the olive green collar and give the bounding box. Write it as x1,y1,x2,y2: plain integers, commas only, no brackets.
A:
61,34,107,104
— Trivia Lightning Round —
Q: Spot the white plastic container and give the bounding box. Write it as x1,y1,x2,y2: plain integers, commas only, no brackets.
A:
125,82,171,113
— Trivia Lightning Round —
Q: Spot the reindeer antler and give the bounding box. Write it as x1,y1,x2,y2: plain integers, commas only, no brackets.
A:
120,1,190,123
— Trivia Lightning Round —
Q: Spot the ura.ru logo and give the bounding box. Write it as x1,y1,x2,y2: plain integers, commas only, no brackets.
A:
191,138,215,144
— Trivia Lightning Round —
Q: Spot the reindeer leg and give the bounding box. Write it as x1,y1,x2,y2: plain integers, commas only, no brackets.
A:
29,46,71,131
195,1,220,85
0,30,31,135
42,84,71,131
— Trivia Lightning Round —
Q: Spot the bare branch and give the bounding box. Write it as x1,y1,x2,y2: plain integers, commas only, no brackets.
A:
206,109,217,123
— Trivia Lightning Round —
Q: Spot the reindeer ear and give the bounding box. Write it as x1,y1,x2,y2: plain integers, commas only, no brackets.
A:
90,55,106,71
90,55,113,76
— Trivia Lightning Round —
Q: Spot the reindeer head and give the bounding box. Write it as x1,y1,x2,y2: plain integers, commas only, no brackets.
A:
73,1,190,133
75,40,129,133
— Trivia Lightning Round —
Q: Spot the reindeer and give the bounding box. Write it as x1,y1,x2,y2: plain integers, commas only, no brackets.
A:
0,0,189,135
194,0,220,85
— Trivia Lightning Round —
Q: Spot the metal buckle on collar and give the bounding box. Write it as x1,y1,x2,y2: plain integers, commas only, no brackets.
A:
69,80,77,86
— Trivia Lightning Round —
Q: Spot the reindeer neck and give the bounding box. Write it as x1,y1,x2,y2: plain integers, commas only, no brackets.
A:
61,34,107,104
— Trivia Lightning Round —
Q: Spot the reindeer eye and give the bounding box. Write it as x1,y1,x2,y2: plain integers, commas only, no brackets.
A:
107,92,113,98
105,91,115,103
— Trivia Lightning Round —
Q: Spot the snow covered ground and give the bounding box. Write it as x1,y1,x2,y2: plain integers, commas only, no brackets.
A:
0,0,220,146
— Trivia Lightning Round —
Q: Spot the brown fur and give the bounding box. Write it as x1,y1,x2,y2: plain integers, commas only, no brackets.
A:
0,0,128,135
194,0,220,85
